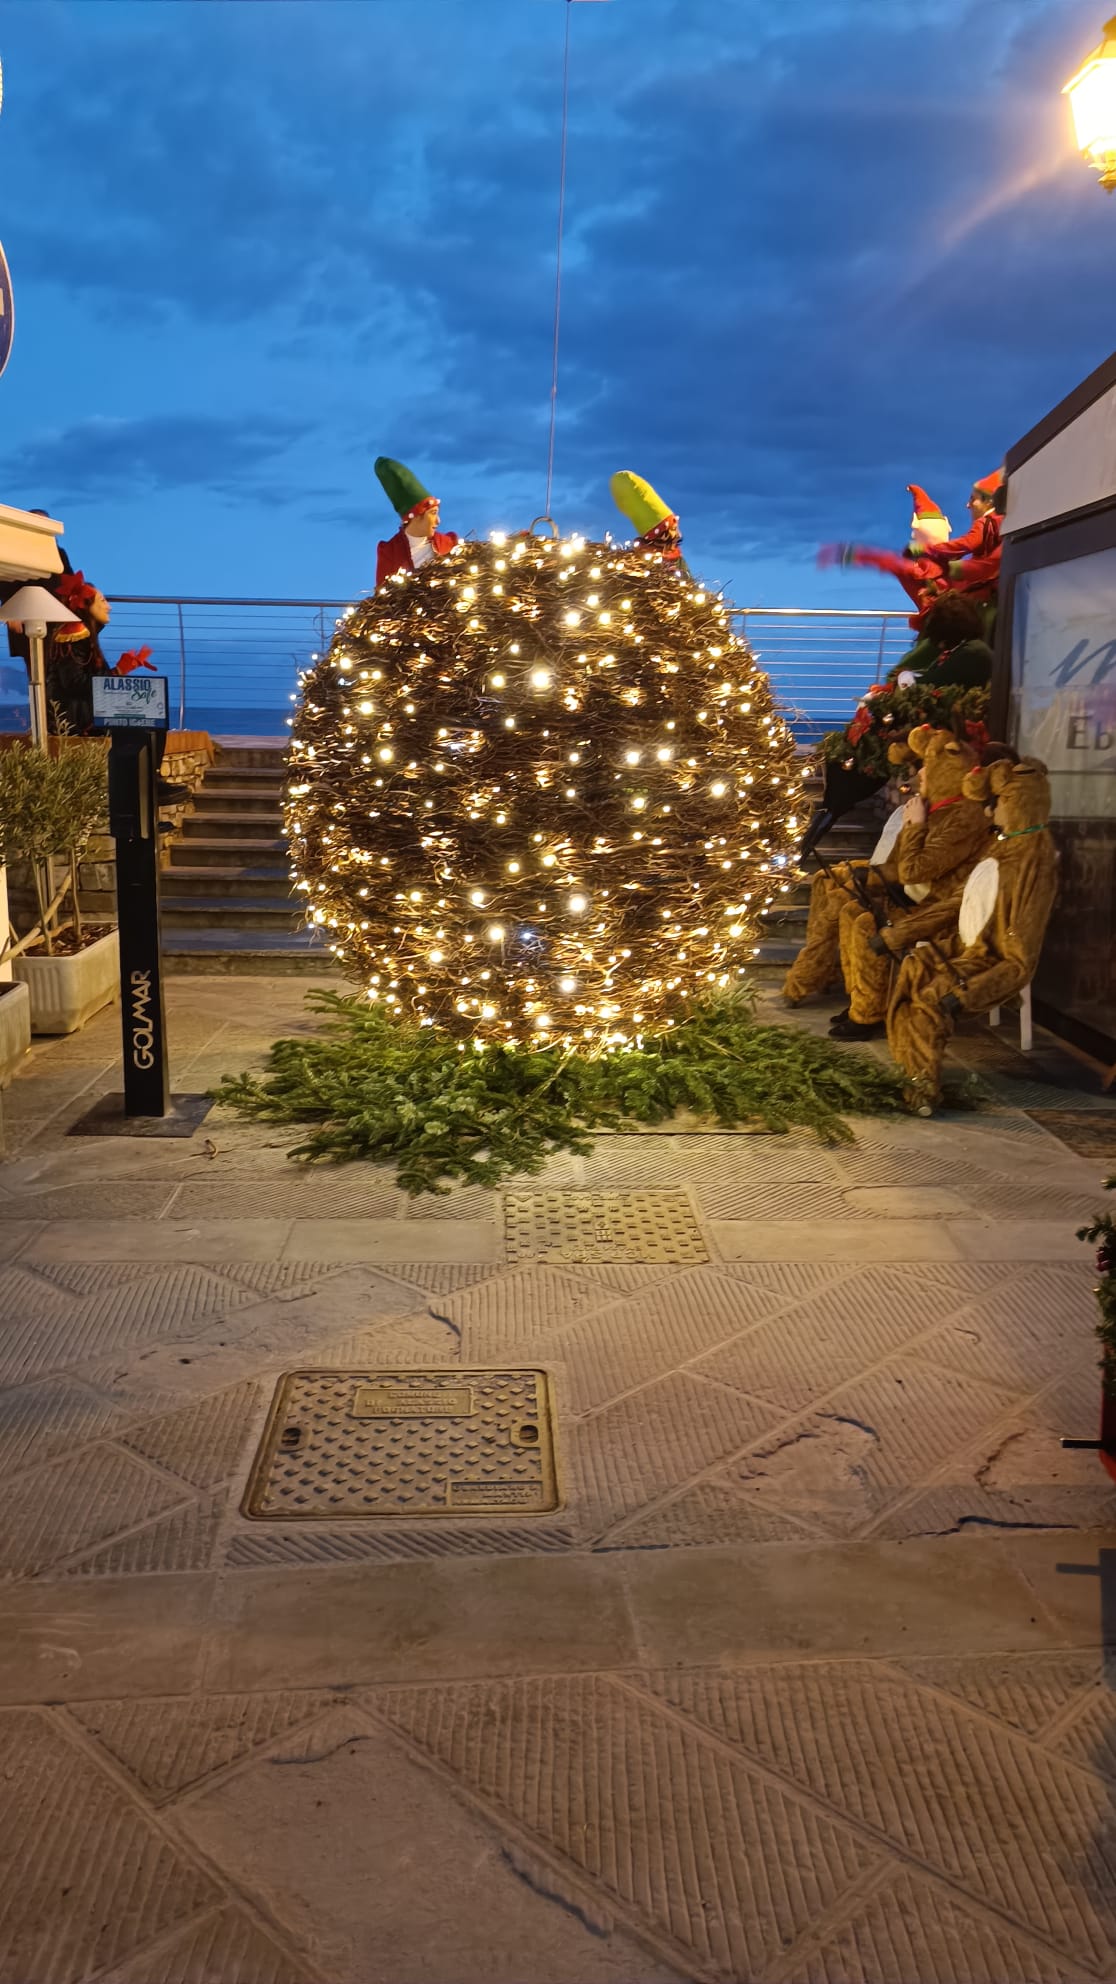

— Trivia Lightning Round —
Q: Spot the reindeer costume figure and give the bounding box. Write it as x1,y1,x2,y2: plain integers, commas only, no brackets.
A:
884,756,1058,1110
785,726,991,1034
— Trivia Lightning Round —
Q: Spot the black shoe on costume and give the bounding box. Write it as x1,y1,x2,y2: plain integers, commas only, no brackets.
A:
156,778,190,807
828,1014,884,1041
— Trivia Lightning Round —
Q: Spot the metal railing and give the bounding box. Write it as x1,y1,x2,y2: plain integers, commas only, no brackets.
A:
103,595,356,737
735,608,916,744
0,596,915,740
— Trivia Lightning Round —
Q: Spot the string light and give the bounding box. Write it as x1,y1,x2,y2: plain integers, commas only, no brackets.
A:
285,533,804,1046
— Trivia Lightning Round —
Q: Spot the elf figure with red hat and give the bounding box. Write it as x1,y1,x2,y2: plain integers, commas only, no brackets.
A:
374,458,459,590
818,484,955,631
920,470,1005,608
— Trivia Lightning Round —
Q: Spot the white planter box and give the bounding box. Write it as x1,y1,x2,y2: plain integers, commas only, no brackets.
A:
0,980,30,1083
15,929,119,1035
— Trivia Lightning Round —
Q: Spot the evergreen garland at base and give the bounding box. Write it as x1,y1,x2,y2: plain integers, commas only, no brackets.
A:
1079,1178,1116,1397
820,681,989,781
213,990,918,1195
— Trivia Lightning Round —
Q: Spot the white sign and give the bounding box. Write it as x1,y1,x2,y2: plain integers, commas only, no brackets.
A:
92,674,168,728
1012,547,1116,819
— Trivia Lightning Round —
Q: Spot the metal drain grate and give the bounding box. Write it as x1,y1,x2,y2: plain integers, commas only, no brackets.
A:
243,1369,559,1520
1024,1109,1116,1161
504,1191,707,1264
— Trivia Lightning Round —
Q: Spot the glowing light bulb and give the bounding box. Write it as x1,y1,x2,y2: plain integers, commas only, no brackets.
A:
559,976,577,993
568,894,588,913
490,673,506,688
486,924,505,942
710,781,727,797
530,668,552,689
469,890,486,906
624,750,641,765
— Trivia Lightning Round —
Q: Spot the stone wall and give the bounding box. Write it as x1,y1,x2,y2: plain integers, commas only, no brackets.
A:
156,734,213,869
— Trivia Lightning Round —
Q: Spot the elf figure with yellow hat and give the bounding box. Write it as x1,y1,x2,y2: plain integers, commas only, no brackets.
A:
374,458,459,590
610,471,684,566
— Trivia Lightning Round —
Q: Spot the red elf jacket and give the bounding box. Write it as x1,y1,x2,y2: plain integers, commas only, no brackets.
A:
375,528,459,589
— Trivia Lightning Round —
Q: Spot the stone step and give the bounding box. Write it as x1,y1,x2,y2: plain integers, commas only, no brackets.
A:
181,812,285,841
190,787,284,815
759,903,808,931
203,765,283,789
161,896,304,931
212,746,288,770
163,930,342,975
160,866,297,899
168,838,287,868
754,936,798,966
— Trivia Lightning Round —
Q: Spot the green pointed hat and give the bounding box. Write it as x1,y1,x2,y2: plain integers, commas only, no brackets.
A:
375,457,438,527
610,470,678,543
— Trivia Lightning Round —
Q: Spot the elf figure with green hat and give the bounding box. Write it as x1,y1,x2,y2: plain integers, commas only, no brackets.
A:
610,471,683,565
374,458,459,589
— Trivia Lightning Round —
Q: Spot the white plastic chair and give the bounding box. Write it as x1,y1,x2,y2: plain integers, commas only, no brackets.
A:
988,981,1033,1053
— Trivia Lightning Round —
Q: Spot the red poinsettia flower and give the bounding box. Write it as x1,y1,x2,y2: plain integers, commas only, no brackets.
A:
55,569,98,615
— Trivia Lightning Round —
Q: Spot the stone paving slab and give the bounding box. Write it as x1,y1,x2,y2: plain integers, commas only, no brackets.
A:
0,975,1115,1981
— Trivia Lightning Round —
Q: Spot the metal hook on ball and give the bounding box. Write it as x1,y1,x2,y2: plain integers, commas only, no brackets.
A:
527,515,560,540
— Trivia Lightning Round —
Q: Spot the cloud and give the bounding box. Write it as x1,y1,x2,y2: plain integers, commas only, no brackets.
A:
0,413,312,509
0,0,1109,601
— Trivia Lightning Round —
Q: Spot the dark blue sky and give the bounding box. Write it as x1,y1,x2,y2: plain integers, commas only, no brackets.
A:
0,0,1110,609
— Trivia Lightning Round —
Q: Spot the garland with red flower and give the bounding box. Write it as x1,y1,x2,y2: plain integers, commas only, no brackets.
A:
819,679,990,781
1079,1178,1116,1397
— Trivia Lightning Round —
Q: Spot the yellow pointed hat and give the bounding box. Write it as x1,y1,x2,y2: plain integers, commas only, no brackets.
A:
610,470,678,543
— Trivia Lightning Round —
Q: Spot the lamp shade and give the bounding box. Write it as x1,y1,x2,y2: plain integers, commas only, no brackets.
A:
0,585,82,628
1064,16,1116,187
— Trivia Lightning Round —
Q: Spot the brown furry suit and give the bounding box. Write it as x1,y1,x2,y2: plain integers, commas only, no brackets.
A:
784,728,990,1019
886,758,1058,1109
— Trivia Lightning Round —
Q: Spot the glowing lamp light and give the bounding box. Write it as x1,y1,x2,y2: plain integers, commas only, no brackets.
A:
1064,16,1116,190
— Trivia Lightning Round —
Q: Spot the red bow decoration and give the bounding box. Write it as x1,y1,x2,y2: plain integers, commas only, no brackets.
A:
55,570,99,616
965,718,990,754
113,647,154,676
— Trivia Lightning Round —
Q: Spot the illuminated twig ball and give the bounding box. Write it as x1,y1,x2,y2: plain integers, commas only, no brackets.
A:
285,532,805,1045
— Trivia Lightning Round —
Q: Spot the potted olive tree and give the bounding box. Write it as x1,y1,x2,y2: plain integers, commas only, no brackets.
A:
0,740,119,1035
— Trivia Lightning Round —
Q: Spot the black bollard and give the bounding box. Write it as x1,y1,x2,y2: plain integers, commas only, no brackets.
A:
107,726,170,1117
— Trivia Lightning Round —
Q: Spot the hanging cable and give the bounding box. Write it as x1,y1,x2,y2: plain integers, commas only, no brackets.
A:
544,0,573,518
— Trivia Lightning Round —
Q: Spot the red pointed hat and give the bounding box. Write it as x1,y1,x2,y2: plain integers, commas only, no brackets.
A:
907,485,945,520
973,470,1004,497
907,485,951,546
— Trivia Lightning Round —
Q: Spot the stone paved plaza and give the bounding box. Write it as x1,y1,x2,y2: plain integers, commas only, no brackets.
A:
2,973,1116,1983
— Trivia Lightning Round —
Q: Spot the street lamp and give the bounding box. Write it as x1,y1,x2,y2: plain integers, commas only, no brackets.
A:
1064,15,1116,191
0,585,81,744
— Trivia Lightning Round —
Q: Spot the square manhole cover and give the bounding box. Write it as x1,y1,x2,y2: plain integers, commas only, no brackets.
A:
1025,1109,1116,1161
504,1190,707,1264
243,1369,559,1520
